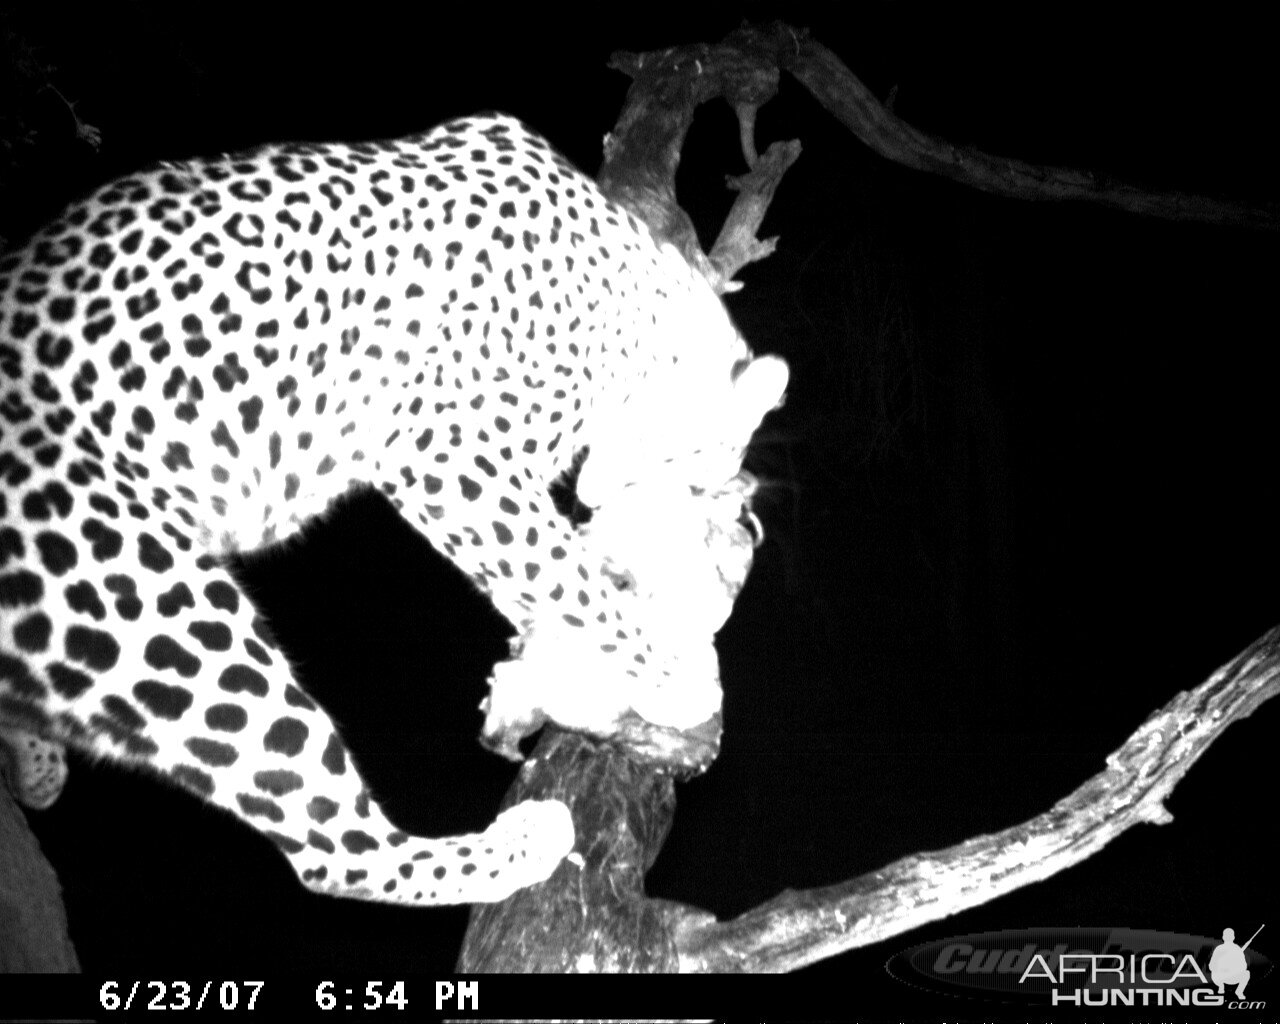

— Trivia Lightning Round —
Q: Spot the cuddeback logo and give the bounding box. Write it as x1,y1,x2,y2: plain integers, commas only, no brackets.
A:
886,926,1271,1009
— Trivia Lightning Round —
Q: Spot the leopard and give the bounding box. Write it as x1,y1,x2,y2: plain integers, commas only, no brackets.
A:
0,113,788,906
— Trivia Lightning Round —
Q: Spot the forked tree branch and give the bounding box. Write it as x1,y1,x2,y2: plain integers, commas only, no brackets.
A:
603,22,1278,245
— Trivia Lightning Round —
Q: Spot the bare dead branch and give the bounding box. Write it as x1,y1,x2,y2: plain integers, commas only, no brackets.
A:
772,24,1279,231
706,137,800,292
600,40,799,289
672,624,1280,972
607,23,1278,236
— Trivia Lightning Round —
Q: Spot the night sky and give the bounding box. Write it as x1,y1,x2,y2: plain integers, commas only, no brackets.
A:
2,1,1276,1009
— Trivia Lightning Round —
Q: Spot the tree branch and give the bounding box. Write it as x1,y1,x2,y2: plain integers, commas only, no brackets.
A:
773,24,1279,231
599,38,801,291
673,624,1280,971
604,22,1278,238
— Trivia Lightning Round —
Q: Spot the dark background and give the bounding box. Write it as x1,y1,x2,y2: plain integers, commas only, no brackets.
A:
2,1,1276,1012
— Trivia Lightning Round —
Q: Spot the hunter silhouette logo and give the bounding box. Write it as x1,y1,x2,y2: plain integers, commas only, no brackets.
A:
886,925,1272,1008
1211,925,1264,999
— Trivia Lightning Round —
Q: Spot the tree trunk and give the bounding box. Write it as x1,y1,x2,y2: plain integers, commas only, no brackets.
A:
0,782,80,972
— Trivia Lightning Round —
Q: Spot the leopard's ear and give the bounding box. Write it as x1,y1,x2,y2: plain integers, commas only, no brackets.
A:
732,353,789,423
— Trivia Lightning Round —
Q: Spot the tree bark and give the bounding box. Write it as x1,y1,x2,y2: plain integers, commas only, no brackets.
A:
0,780,80,973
